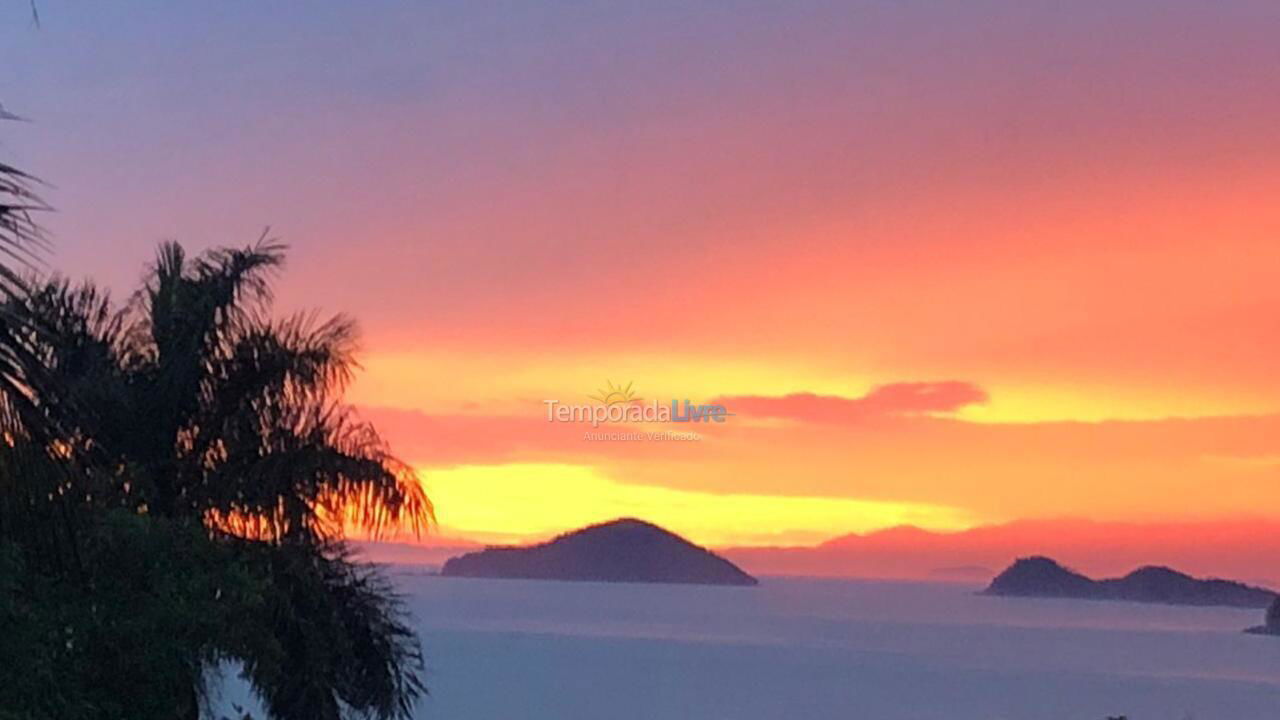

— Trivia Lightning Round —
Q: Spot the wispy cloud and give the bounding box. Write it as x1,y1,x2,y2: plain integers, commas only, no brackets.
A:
714,381,988,424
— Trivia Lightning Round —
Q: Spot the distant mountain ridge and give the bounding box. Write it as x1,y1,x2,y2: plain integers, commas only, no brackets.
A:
722,518,1280,584
441,518,758,586
984,556,1276,608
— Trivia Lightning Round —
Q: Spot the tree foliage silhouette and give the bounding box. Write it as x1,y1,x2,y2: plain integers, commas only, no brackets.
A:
0,238,433,719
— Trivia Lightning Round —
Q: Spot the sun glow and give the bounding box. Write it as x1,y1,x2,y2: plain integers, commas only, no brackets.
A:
414,463,975,547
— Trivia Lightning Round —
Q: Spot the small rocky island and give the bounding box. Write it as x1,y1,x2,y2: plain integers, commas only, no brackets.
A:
1246,597,1280,636
441,518,759,586
984,556,1276,608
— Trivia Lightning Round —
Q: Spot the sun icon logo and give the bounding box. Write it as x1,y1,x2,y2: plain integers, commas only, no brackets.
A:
589,380,641,406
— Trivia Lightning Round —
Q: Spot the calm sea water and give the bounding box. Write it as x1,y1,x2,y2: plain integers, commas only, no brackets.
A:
211,574,1280,719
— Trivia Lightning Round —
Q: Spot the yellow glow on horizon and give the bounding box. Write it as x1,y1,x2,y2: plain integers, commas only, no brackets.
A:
415,462,975,547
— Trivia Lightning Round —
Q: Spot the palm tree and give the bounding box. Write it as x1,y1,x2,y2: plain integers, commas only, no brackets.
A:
2,240,433,719
80,239,431,540
0,124,93,586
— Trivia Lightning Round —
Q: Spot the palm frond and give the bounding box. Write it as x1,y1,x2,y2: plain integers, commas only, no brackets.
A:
233,542,426,720
0,160,49,294
202,400,431,545
201,311,358,426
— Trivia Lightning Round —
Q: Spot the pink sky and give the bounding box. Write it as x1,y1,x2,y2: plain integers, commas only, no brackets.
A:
5,1,1280,548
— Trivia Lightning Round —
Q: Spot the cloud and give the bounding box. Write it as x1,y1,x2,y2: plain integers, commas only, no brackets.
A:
714,381,988,424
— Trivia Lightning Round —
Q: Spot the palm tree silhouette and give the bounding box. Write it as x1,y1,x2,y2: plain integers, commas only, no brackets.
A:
2,240,433,719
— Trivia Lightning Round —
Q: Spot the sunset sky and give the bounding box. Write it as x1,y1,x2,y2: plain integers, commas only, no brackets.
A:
4,1,1280,547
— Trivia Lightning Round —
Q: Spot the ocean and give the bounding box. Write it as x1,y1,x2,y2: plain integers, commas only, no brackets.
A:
210,574,1280,719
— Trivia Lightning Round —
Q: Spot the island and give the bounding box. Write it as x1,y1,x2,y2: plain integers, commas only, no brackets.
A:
983,556,1276,608
1246,597,1280,636
440,518,759,586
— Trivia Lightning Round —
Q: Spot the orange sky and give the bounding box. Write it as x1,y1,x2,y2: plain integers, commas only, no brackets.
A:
6,2,1280,548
